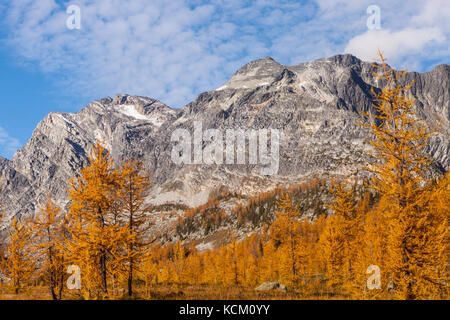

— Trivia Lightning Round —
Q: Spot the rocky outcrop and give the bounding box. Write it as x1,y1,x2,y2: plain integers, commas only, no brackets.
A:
255,282,287,292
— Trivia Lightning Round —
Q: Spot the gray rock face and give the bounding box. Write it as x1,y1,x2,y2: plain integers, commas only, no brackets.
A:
0,54,448,229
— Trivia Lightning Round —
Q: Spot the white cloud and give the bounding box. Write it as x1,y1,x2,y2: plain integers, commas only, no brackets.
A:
4,0,235,107
0,127,21,159
343,0,449,69
344,28,445,63
411,0,450,28
1,0,448,109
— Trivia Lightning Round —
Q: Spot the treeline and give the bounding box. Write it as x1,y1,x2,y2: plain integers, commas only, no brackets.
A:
175,177,335,239
233,178,333,227
176,191,241,237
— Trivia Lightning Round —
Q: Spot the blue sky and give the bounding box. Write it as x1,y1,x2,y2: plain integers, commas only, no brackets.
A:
0,0,448,159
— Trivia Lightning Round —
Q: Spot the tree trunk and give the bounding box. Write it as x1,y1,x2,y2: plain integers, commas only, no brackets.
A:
128,257,133,296
100,251,108,294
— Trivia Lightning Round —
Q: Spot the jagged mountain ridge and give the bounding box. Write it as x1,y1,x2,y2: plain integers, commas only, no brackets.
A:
0,54,448,229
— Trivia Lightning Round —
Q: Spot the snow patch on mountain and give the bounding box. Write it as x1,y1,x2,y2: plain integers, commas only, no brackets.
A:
117,104,150,121
56,114,76,127
215,85,228,91
116,104,167,127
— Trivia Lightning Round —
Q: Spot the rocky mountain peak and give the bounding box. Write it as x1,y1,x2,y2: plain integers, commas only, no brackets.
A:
0,54,448,237
326,54,363,67
73,94,177,128
233,56,281,74
109,94,177,120
217,57,285,91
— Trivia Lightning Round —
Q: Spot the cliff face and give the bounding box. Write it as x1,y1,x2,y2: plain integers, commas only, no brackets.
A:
0,54,448,227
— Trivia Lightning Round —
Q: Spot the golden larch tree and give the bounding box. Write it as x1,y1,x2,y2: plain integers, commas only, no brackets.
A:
318,213,347,293
28,194,66,300
65,141,133,299
2,217,34,294
120,159,151,297
270,193,304,286
326,181,360,295
360,51,448,299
